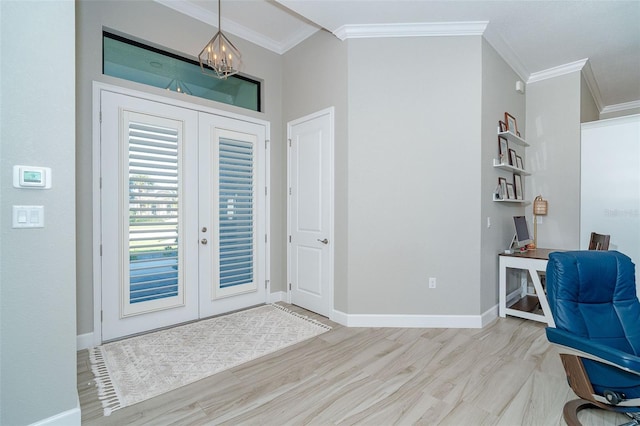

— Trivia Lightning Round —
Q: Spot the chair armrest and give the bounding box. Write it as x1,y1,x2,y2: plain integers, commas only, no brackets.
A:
546,327,640,374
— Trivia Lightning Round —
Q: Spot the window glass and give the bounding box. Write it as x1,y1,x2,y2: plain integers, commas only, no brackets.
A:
103,32,261,112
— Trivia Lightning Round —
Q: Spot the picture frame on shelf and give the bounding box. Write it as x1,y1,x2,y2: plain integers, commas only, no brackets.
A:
498,137,509,164
498,177,507,199
513,174,523,200
516,155,524,170
505,112,518,135
509,148,517,166
498,120,507,132
506,183,516,200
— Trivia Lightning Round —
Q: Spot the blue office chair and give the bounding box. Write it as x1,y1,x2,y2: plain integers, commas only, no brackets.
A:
545,251,640,426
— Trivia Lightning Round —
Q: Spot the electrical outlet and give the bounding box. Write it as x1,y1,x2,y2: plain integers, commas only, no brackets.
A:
429,277,436,288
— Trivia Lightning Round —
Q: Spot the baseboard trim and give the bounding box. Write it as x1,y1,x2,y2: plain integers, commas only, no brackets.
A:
79,299,500,349
331,308,498,328
78,291,287,350
29,396,81,426
77,332,94,351
268,291,286,303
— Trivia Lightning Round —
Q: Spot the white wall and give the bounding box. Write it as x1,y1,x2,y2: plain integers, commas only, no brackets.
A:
525,72,582,250
347,36,483,315
0,1,79,424
76,0,285,336
581,114,640,293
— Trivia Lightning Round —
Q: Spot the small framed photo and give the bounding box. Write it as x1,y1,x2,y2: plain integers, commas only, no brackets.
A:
498,120,507,133
505,112,518,135
508,148,517,166
506,183,516,200
498,177,508,199
513,174,523,200
515,155,524,170
498,137,509,164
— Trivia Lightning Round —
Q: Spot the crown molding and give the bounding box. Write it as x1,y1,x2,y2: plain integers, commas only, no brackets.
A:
580,60,604,113
154,0,317,54
527,58,588,83
333,21,488,41
600,100,640,115
481,25,529,83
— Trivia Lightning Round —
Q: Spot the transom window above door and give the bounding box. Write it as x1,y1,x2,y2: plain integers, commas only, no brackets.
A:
103,31,261,112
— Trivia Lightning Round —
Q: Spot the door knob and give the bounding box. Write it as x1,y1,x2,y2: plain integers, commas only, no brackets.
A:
201,238,208,245
317,238,329,245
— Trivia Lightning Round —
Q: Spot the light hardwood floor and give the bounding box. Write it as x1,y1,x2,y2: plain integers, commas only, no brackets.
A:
78,303,630,425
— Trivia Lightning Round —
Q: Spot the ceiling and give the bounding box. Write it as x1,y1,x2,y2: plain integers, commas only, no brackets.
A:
157,0,640,113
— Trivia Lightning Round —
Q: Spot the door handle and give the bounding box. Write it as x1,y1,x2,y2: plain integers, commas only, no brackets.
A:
201,238,208,245
317,238,329,245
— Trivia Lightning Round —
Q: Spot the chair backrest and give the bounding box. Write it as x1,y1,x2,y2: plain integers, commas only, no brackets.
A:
588,232,610,250
546,251,640,356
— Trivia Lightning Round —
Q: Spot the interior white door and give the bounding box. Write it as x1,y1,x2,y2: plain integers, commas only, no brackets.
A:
288,107,334,317
198,113,268,317
100,91,199,341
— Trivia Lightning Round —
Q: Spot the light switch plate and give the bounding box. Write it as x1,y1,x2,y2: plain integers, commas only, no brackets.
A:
12,205,44,228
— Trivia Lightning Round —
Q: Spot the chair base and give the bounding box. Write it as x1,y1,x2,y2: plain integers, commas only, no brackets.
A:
564,398,640,426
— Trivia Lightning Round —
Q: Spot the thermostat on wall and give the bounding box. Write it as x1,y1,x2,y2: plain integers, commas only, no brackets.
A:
13,165,52,189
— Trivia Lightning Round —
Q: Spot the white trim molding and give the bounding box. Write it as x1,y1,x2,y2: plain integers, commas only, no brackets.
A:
527,58,588,84
580,59,604,113
268,291,286,303
28,397,81,426
482,25,529,83
154,0,318,54
333,21,488,41
331,307,498,328
77,332,94,351
600,100,640,116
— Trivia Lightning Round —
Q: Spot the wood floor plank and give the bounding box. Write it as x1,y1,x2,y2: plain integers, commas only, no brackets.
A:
79,303,631,425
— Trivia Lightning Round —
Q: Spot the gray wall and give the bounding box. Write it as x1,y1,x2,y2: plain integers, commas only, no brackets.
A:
0,1,79,424
480,39,526,313
526,72,582,249
346,36,483,315
282,31,349,311
76,0,285,336
283,34,527,317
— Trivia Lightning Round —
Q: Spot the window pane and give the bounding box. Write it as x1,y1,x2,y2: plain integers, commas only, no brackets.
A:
103,32,260,112
128,121,180,303
219,138,254,288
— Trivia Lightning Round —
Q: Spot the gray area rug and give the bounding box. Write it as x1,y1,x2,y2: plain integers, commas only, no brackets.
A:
89,303,331,415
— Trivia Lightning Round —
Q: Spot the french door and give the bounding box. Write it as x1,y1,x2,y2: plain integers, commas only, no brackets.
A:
99,90,267,341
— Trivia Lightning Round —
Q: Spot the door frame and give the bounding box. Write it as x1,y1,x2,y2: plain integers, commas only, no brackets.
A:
92,82,271,345
286,107,335,318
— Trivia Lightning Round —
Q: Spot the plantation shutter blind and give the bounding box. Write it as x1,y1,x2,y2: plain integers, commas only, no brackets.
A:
218,138,254,288
126,119,182,308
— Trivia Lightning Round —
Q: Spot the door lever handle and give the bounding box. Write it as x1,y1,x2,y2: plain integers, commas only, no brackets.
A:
317,238,329,245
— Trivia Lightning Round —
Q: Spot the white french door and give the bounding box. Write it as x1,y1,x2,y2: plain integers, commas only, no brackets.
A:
198,113,267,318
99,89,267,342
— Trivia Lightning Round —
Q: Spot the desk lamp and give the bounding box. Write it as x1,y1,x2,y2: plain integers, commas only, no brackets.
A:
532,195,548,248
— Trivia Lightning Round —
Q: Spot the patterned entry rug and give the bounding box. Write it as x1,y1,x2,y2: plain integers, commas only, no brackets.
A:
89,304,331,415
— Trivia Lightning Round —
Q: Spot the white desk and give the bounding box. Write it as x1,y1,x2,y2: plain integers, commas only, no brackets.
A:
498,248,558,327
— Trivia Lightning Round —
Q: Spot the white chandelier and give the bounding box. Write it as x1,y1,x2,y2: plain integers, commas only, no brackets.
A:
198,0,242,79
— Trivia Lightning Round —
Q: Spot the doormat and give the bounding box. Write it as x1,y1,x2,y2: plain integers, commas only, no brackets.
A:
89,304,331,415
